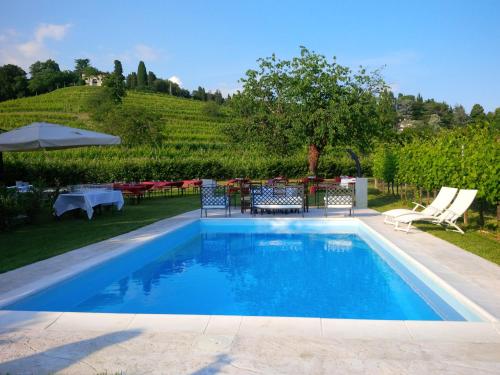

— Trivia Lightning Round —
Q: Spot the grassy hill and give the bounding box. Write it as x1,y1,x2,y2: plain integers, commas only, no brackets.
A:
0,86,360,183
0,86,230,150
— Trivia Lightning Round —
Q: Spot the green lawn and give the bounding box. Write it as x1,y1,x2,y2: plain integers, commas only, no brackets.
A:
1,189,498,274
368,187,500,265
0,195,199,273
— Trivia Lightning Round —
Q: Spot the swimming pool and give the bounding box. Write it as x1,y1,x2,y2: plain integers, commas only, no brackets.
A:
3,219,486,321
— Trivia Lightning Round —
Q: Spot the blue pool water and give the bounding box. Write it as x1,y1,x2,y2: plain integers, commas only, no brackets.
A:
5,219,467,320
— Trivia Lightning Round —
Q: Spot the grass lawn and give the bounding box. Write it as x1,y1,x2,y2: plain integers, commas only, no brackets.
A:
0,195,199,273
1,188,498,274
368,187,500,265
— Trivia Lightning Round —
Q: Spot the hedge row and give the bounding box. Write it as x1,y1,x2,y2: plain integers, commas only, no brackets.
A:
4,152,371,185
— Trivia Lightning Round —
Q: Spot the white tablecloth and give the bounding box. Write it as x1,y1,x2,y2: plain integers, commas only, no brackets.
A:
53,190,124,219
7,185,33,192
340,178,356,187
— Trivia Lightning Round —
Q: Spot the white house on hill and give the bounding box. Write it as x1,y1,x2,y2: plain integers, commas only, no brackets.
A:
82,74,106,86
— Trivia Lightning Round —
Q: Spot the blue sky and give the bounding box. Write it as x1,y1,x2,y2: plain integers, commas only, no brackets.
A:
1,0,499,111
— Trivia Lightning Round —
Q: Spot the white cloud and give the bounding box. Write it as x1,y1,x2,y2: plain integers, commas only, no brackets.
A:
168,75,182,86
17,40,44,58
0,23,71,69
35,23,70,42
134,44,159,61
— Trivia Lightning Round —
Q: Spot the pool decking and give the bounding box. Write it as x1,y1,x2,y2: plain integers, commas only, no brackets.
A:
1,208,499,374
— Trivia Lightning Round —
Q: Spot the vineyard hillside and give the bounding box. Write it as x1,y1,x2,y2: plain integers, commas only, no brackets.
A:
0,86,231,150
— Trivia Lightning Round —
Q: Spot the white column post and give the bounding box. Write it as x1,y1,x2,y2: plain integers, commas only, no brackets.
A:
355,178,368,209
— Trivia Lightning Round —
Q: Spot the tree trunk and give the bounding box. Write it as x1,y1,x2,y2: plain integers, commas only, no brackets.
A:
497,204,499,240
308,144,320,175
463,211,468,225
419,187,423,205
478,199,485,227
426,190,430,205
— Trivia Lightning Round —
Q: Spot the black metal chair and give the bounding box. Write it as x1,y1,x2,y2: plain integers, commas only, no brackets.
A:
240,181,261,214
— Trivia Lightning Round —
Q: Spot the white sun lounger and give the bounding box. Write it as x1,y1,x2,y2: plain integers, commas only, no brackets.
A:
383,186,458,224
394,189,477,234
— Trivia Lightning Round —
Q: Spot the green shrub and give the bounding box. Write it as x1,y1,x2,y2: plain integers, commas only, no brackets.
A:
373,144,398,192
0,186,43,231
202,101,222,118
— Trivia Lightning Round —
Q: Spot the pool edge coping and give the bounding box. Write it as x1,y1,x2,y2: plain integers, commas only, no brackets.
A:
1,310,500,344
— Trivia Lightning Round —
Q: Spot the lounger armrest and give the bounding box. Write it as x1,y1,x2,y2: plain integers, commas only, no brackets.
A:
411,202,426,211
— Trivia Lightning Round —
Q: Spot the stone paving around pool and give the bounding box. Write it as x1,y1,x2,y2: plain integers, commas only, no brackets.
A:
1,208,500,374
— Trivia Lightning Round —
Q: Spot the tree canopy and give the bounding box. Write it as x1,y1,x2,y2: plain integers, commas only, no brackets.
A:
28,59,77,94
74,58,100,83
104,60,126,103
0,64,28,101
126,72,137,89
231,46,387,173
470,104,486,123
137,61,148,88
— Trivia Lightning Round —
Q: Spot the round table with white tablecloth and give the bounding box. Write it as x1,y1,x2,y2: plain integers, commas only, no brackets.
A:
53,189,124,219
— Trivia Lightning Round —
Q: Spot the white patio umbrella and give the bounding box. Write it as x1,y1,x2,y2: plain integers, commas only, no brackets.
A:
0,122,121,181
0,122,120,151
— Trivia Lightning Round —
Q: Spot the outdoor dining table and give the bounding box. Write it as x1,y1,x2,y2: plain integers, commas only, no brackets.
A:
53,189,124,219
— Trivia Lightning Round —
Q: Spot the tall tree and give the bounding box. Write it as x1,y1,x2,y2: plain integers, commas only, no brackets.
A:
470,104,486,123
213,90,224,104
28,59,62,94
0,64,28,101
377,89,398,133
232,47,385,174
153,79,169,93
74,58,90,76
147,71,157,87
492,108,500,129
423,99,453,127
126,72,137,89
192,86,207,101
137,61,148,88
396,94,416,119
412,93,425,120
74,58,99,84
452,105,468,126
104,60,126,103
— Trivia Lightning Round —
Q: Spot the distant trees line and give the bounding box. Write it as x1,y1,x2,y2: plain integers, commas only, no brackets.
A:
125,60,225,103
0,58,225,103
381,91,500,132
